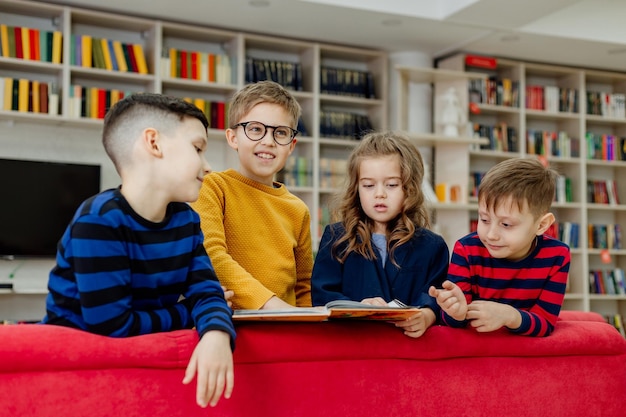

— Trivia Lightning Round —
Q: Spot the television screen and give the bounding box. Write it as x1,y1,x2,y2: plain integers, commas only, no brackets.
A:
0,158,101,257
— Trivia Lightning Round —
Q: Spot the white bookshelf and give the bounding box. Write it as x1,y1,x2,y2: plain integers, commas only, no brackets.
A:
420,52,626,320
0,0,387,320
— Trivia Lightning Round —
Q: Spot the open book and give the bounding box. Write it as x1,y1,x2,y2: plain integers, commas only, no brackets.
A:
232,299,421,322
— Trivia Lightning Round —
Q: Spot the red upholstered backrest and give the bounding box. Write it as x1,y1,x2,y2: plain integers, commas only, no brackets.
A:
1,319,624,373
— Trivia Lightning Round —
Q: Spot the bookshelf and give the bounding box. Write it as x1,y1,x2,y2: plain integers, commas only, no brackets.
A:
0,0,387,320
395,65,488,249
422,52,626,322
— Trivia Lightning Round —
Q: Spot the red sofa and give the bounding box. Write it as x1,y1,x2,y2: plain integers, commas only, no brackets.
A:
1,311,624,417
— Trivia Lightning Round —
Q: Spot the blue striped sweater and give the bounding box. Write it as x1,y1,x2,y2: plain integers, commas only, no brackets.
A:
42,188,235,345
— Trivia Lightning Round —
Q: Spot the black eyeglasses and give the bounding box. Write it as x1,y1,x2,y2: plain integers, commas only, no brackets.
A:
232,121,299,146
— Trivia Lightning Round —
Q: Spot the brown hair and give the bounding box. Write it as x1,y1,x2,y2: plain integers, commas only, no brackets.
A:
478,157,558,218
228,81,301,128
331,131,429,267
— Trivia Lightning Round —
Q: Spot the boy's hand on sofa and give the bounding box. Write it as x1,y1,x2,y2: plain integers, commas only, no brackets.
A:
183,330,234,408
466,300,522,332
429,281,468,321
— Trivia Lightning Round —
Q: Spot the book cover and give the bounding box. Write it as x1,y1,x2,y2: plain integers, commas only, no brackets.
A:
97,88,106,119
90,86,99,119
92,38,105,69
39,82,48,114
14,26,23,59
208,53,215,82
180,49,188,79
112,40,128,72
122,42,136,73
30,28,40,61
169,47,177,78
191,51,198,80
132,43,148,74
81,34,93,67
51,31,62,64
125,43,138,73
3,78,12,110
107,39,118,71
17,78,29,112
31,80,40,113
232,299,421,322
0,24,9,58
21,26,31,60
40,30,49,62
101,38,113,70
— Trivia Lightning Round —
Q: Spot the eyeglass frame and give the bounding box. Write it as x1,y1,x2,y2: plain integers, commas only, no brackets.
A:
231,121,299,146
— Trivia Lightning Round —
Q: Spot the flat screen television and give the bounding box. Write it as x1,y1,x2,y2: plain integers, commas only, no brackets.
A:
0,158,101,257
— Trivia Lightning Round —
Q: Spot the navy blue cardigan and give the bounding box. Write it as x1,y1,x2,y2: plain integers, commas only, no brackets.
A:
311,222,449,313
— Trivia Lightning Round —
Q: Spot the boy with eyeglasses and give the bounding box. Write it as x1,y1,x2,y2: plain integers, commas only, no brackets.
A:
191,81,313,310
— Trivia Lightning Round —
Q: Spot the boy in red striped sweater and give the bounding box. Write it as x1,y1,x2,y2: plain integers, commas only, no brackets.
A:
429,158,570,336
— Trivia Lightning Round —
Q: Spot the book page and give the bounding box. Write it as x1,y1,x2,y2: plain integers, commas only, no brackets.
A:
232,307,329,322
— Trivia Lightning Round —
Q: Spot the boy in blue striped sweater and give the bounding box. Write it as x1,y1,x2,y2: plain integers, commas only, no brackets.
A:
42,93,235,408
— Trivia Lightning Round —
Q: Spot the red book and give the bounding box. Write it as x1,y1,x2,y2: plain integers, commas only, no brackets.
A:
97,88,106,119
124,43,138,72
14,26,23,59
465,54,497,70
180,50,188,79
190,51,198,80
30,28,40,61
216,101,225,129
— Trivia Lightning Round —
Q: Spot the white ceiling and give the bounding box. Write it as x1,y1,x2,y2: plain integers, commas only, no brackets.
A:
39,0,626,71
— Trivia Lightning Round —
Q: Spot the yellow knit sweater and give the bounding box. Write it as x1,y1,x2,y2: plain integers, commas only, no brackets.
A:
191,169,313,309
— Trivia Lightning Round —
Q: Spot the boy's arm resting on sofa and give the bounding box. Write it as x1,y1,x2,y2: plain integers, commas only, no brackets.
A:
183,329,234,408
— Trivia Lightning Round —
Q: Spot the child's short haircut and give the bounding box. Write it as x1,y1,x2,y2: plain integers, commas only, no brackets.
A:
102,93,209,173
479,158,558,218
227,81,301,128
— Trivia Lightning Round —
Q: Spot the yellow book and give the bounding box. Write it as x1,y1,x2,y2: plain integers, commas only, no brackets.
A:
89,86,98,119
3,78,13,110
101,38,113,70
112,40,128,72
81,35,92,67
21,27,31,60
169,47,177,78
193,97,206,113
31,80,40,113
0,24,9,58
132,43,148,74
17,78,29,112
51,30,62,64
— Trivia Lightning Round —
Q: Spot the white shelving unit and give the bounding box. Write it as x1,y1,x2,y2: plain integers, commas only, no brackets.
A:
0,0,387,320
419,52,626,319
395,65,488,249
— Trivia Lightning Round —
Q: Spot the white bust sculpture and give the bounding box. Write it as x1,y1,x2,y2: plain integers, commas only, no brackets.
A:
439,87,465,137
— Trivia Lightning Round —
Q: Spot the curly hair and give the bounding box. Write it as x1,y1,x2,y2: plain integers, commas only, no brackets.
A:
330,131,430,267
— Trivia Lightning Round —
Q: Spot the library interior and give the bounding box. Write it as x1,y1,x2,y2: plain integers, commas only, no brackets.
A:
1,1,626,416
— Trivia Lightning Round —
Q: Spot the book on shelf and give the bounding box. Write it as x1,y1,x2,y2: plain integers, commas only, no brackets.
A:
590,269,626,295
611,314,626,338
232,299,421,322
464,54,497,70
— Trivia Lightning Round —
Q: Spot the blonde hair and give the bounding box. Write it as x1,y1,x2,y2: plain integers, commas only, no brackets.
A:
478,157,558,219
228,80,301,128
331,131,429,267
